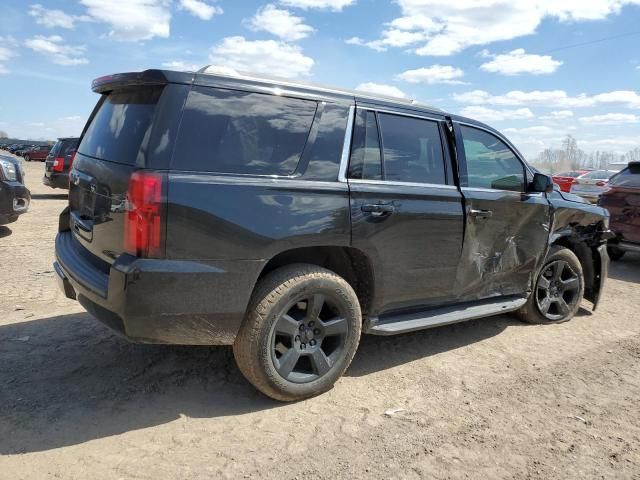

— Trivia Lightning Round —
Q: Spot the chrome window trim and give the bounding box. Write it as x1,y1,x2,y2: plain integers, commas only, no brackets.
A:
349,178,457,189
361,106,444,123
460,186,543,196
338,105,355,183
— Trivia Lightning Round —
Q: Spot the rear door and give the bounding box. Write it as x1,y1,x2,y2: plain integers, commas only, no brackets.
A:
453,122,551,300
67,84,186,264
348,107,464,313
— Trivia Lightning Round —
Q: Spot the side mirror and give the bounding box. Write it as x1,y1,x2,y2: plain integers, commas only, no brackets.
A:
530,172,554,194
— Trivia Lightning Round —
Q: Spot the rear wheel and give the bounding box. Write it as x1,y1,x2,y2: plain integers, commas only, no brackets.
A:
607,245,625,261
518,246,584,324
233,264,362,402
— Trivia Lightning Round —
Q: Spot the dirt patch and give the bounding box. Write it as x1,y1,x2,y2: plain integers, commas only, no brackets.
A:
1,159,639,479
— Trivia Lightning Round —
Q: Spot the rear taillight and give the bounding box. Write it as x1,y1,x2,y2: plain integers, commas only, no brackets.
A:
53,157,65,172
124,171,164,258
596,181,607,187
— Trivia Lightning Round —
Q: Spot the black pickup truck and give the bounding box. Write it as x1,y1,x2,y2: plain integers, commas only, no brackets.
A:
54,69,612,401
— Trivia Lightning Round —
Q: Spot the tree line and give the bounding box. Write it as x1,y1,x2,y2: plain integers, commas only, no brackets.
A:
531,135,639,173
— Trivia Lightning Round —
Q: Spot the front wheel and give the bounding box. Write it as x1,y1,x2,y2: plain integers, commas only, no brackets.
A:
24,155,30,162
233,264,362,402
518,246,584,324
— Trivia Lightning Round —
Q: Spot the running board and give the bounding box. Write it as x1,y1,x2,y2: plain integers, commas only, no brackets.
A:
367,296,527,336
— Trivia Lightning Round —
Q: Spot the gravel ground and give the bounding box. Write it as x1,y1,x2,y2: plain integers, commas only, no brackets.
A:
1,158,639,480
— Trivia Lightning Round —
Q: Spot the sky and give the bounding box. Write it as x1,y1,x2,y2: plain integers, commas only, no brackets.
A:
1,0,640,160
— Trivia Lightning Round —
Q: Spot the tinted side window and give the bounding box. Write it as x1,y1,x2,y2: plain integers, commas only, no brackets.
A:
348,110,382,180
174,87,316,175
79,87,162,166
49,141,62,157
377,113,446,185
302,104,349,181
460,125,525,192
610,167,640,188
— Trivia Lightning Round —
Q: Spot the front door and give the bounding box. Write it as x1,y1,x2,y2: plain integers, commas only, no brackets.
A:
453,122,551,301
348,107,465,314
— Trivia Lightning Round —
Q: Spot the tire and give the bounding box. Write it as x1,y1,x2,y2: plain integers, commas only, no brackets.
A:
24,155,30,162
607,246,625,261
233,264,362,402
518,246,584,325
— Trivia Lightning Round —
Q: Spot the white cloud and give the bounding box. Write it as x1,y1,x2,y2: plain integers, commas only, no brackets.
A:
480,48,562,75
355,82,407,99
179,0,222,21
459,106,534,122
539,110,574,120
162,60,201,71
453,89,640,109
0,36,17,73
396,65,465,84
28,4,91,29
79,0,171,41
503,126,555,136
24,35,88,66
279,0,355,10
248,4,314,41
209,36,314,78
579,113,640,125
362,1,640,56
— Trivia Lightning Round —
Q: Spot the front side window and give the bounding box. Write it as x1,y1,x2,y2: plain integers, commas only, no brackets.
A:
174,87,317,175
460,125,525,192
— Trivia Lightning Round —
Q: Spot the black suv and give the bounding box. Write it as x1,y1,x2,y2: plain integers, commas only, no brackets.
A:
43,137,79,189
54,69,612,401
0,154,30,225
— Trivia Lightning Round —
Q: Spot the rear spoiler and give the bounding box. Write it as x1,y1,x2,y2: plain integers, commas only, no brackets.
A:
91,70,169,93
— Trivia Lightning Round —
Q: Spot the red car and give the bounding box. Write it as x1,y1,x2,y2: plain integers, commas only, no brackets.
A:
23,145,52,162
598,162,640,260
552,170,591,193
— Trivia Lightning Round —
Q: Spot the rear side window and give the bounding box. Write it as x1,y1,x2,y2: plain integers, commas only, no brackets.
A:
610,165,640,187
79,87,163,166
460,125,525,192
349,110,382,180
174,87,316,175
49,141,62,157
377,113,446,185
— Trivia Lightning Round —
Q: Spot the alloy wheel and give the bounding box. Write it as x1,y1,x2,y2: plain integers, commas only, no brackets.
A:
269,294,349,383
535,260,581,321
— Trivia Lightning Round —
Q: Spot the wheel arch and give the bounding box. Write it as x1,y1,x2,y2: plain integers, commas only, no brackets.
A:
549,230,597,303
255,246,376,321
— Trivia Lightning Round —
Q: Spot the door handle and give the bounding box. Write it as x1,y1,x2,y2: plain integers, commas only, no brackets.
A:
361,203,395,217
469,208,493,219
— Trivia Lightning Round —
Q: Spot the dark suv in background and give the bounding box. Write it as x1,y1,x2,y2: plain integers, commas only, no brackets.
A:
599,161,640,260
43,137,79,189
0,154,30,225
54,69,612,401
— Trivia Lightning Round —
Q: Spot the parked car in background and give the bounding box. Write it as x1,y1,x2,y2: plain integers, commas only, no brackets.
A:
598,162,640,260
43,137,79,189
7,144,27,154
15,145,36,157
570,169,619,202
24,145,52,162
53,68,612,402
552,170,591,193
0,154,30,225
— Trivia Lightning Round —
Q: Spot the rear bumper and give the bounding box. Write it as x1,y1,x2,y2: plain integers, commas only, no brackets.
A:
0,181,30,225
54,230,263,345
43,173,69,189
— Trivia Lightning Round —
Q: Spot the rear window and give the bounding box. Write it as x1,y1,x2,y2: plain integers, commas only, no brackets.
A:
78,87,162,165
610,165,640,187
173,86,316,175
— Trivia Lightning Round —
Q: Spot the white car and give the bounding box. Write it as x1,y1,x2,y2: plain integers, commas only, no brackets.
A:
570,169,619,202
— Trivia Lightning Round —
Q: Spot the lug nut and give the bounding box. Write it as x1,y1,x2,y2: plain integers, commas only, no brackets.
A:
310,339,316,346
299,324,305,331
295,335,300,342
301,343,306,349
308,321,315,328
314,328,321,335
